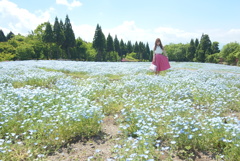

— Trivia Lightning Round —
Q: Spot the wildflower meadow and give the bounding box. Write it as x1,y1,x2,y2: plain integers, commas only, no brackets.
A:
0,60,240,161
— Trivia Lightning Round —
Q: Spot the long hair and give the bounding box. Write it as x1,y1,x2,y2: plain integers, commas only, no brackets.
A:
154,38,163,51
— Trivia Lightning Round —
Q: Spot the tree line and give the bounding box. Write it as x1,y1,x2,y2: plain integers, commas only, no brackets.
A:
0,15,239,65
0,15,151,62
165,34,240,65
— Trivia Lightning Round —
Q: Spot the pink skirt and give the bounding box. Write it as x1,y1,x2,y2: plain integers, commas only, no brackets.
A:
152,54,170,71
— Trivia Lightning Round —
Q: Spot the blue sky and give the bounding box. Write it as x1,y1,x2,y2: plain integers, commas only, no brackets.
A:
0,0,240,48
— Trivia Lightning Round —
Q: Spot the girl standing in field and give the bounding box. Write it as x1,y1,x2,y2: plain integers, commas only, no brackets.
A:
152,38,170,74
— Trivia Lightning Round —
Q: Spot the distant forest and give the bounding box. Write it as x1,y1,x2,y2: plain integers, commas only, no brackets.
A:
0,15,239,65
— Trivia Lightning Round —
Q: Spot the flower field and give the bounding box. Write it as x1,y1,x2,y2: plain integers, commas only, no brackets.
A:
0,60,240,161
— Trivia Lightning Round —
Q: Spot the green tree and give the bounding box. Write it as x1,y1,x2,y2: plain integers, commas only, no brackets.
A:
119,39,125,59
6,31,15,40
0,29,7,42
195,38,199,49
42,22,54,43
138,41,146,60
53,17,65,59
221,42,240,64
42,22,54,59
126,41,133,54
106,33,114,52
186,39,195,61
74,38,88,60
16,44,35,60
145,43,151,61
134,41,139,58
211,41,220,54
195,34,212,62
0,42,16,61
62,15,76,59
114,35,120,56
93,24,106,61
33,22,48,41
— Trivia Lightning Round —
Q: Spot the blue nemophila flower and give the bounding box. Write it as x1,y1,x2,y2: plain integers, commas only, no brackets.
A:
188,135,193,139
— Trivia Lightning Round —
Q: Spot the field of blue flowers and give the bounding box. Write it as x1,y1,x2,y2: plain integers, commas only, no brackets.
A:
0,60,240,161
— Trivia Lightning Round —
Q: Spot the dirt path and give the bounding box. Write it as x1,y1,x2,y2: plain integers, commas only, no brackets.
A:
46,116,120,161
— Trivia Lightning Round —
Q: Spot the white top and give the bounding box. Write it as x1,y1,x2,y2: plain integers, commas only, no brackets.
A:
154,46,163,54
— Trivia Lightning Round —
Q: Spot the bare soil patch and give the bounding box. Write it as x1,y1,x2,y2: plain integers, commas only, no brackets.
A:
46,116,121,161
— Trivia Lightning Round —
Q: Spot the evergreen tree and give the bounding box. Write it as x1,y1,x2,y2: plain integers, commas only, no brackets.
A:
195,38,199,49
119,39,125,59
42,22,54,59
211,41,220,54
186,39,195,61
145,42,150,61
43,22,54,43
6,31,15,40
126,41,133,54
195,34,212,62
53,17,65,58
114,35,120,56
134,41,139,57
0,29,7,42
63,15,76,59
138,41,145,60
93,24,106,61
106,33,114,52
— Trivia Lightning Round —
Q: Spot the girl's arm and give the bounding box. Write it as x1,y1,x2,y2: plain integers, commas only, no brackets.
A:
152,51,156,62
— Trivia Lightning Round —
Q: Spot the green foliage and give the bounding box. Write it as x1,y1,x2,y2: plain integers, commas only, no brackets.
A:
221,42,240,65
42,22,54,43
53,17,65,47
106,33,114,52
125,52,139,61
62,15,76,59
0,42,16,61
93,24,106,61
106,51,120,62
205,53,220,63
0,29,7,42
186,39,195,61
165,43,188,61
114,35,120,54
16,44,35,60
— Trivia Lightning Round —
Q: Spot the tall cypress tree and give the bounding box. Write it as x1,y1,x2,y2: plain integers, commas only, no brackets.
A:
145,42,151,61
93,24,106,61
114,35,120,56
63,15,76,59
196,34,212,62
42,22,54,59
134,41,139,54
43,22,54,43
119,39,125,59
6,31,15,40
53,17,65,58
0,29,7,42
53,17,65,46
195,38,199,49
138,41,145,60
106,33,114,52
126,41,133,54
186,39,196,61
211,41,220,54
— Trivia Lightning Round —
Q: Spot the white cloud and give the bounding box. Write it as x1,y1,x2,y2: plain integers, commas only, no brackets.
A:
154,27,200,44
104,21,155,46
56,0,82,10
73,24,95,42
0,0,53,35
